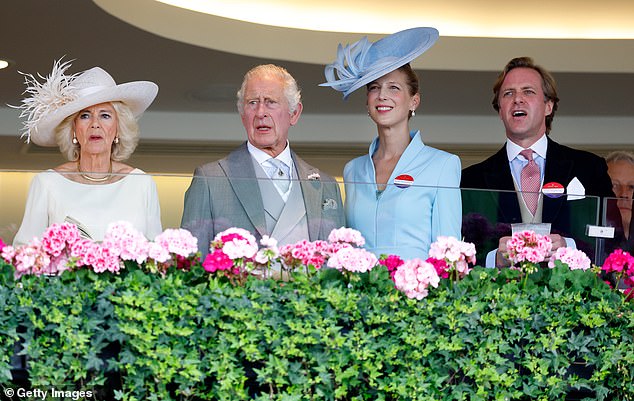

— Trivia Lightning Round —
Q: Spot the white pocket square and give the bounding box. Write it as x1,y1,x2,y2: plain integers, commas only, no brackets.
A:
566,177,585,201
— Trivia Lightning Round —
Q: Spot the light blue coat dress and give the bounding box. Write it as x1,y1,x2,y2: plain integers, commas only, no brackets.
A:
343,130,462,260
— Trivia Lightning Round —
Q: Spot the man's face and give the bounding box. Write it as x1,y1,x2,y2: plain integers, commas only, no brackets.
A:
497,67,553,146
608,159,634,228
240,73,302,157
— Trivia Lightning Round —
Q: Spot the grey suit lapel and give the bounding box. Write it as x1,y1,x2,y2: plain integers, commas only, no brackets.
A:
220,144,267,237
293,152,323,241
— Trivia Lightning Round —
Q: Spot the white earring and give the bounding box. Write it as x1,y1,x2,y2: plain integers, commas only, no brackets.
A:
72,132,78,144
410,110,416,117
114,137,119,144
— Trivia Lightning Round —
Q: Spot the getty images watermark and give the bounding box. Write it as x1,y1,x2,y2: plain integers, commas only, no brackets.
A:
3,387,94,400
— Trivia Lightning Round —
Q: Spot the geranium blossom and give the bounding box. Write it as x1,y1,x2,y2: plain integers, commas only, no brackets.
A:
393,259,440,300
426,257,450,279
602,249,634,293
379,254,404,281
327,227,365,247
203,249,236,273
428,236,476,279
41,222,81,257
602,249,634,274
4,223,200,277
279,240,331,270
254,235,279,265
102,221,150,263
548,247,591,270
212,228,257,260
506,230,552,265
327,247,378,273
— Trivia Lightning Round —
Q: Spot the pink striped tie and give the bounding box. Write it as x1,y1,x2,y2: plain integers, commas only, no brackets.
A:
520,149,540,215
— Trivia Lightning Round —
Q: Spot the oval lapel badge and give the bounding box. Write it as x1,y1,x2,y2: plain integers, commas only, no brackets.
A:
394,174,414,188
542,181,565,198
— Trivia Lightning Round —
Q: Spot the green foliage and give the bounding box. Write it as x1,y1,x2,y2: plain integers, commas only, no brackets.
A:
1,264,634,400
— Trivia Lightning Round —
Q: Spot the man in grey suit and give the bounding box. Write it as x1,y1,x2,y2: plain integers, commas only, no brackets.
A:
181,64,345,255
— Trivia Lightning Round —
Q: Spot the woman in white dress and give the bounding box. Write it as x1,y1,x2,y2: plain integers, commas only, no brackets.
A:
13,60,162,244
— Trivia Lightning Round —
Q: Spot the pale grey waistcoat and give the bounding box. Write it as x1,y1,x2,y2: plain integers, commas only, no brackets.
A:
252,158,310,246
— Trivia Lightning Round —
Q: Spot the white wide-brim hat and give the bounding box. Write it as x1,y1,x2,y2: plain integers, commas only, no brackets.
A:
320,27,439,99
16,60,158,147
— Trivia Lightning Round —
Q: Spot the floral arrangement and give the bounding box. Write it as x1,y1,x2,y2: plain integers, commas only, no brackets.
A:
601,249,634,297
274,227,377,279
2,225,632,302
201,227,280,283
1,221,198,278
505,230,553,274
548,246,591,271
392,258,440,300
428,236,477,280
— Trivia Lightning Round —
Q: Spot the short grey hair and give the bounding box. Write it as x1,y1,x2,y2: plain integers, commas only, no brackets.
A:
236,64,301,115
54,101,139,162
606,150,634,165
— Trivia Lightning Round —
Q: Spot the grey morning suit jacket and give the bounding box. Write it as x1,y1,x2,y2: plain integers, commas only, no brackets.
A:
181,142,345,255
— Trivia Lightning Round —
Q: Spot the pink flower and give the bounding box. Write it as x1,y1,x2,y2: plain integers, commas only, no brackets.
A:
154,228,199,258
379,254,404,280
41,222,81,257
602,249,634,274
9,239,52,278
426,257,450,279
203,249,234,273
279,240,331,270
69,239,95,266
327,247,378,273
393,259,440,300
212,228,257,260
147,242,171,263
428,236,476,279
2,245,16,263
506,230,552,265
548,247,591,270
254,235,279,265
328,227,365,247
103,221,150,263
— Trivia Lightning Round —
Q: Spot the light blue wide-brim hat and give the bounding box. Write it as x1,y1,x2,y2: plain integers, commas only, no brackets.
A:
320,27,439,99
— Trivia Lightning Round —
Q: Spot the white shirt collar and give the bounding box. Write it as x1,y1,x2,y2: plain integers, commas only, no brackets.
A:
247,141,293,168
506,133,548,162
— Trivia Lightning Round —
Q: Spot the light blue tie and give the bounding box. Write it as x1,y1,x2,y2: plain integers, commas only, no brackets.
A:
266,158,291,193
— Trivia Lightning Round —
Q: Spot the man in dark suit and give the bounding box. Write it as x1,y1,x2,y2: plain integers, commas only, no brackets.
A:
461,57,613,267
181,64,344,255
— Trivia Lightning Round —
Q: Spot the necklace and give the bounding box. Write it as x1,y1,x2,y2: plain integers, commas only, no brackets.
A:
77,160,113,183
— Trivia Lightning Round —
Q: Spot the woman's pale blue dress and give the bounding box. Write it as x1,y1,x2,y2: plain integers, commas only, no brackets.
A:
343,130,462,260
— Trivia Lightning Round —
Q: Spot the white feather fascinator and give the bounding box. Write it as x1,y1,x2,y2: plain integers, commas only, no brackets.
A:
13,59,158,147
14,59,78,144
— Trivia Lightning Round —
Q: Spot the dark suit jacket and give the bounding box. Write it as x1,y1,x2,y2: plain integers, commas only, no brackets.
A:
181,142,345,255
461,137,614,256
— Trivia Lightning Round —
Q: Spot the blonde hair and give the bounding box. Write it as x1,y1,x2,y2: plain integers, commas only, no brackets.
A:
54,101,139,161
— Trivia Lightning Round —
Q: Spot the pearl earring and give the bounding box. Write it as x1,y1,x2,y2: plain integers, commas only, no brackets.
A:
114,137,119,144
410,110,416,117
72,132,78,144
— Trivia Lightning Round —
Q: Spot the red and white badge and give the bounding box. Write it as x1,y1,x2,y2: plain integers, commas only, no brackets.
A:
542,182,565,198
394,174,414,188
